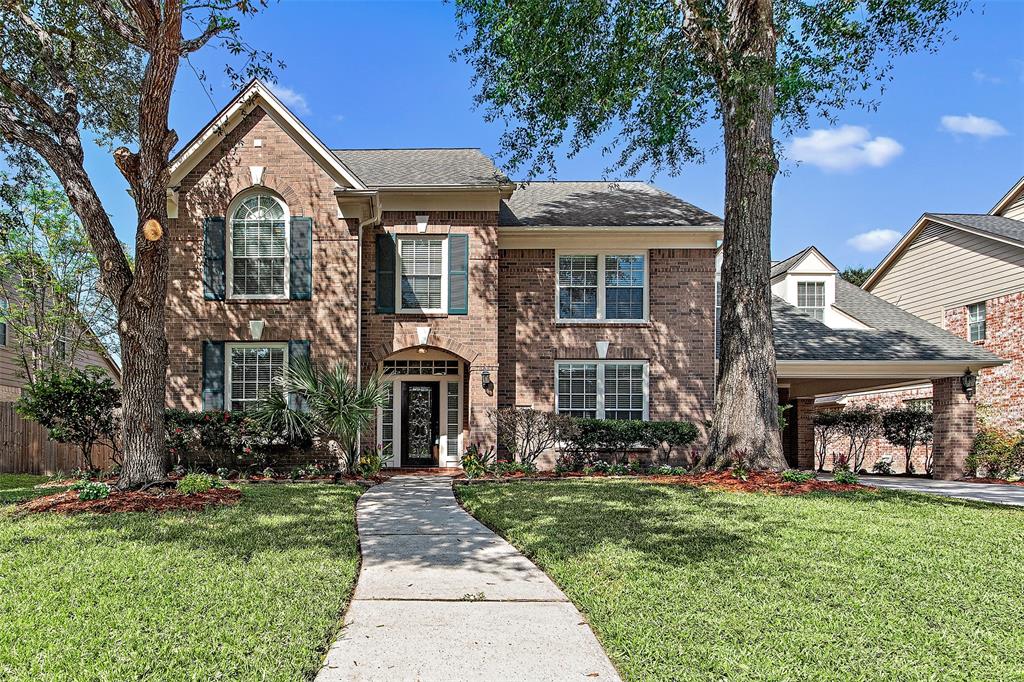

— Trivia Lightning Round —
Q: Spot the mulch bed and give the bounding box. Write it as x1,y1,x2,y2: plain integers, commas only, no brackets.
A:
16,487,242,515
963,477,1024,487
459,470,865,495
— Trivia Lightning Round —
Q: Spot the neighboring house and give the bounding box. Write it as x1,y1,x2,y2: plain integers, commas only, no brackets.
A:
723,246,1002,477
164,80,998,477
0,286,121,402
820,178,1024,473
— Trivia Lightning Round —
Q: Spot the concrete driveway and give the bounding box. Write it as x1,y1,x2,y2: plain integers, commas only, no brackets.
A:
316,475,621,682
848,474,1024,507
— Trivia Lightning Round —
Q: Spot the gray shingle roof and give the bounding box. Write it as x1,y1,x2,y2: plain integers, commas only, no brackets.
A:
770,247,812,279
772,278,1000,363
331,148,508,187
927,213,1024,247
499,181,723,227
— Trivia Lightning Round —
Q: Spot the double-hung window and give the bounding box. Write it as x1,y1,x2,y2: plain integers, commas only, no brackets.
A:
968,301,987,342
796,281,826,321
557,252,647,321
229,194,288,298
398,237,446,312
226,343,287,412
555,361,649,420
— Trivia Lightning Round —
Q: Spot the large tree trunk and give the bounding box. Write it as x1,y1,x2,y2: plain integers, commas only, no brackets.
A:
702,0,786,470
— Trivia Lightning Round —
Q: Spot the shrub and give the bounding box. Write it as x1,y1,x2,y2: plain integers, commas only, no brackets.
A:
871,459,894,475
812,410,843,472
461,443,495,480
881,407,933,474
16,367,120,471
781,469,814,483
176,473,218,495
833,407,882,473
562,418,697,464
488,408,566,467
494,460,537,477
356,445,385,479
833,469,859,485
164,409,285,471
967,428,1023,479
76,481,111,501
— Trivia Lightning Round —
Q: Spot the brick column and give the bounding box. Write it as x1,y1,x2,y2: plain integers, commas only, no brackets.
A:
794,398,816,470
931,376,976,480
467,363,498,451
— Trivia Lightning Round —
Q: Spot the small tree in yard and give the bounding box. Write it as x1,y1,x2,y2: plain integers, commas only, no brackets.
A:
835,407,882,473
0,0,277,487
489,407,566,468
454,0,966,470
882,407,933,475
812,410,843,472
16,366,121,471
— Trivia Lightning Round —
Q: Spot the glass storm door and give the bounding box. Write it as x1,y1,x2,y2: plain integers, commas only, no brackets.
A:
401,382,439,466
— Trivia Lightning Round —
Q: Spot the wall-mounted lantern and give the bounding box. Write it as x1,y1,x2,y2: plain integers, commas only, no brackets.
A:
481,370,494,394
960,369,977,399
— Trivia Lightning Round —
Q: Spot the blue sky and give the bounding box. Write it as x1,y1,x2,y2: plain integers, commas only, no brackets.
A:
85,0,1024,270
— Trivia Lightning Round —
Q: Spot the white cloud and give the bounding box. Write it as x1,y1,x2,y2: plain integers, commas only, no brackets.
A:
847,229,902,253
971,69,1002,85
788,126,903,172
269,84,310,115
940,114,1008,138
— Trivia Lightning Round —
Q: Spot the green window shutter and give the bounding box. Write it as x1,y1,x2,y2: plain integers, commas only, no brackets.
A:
448,233,469,315
201,341,225,411
376,233,396,313
287,340,311,410
202,217,226,300
289,216,313,300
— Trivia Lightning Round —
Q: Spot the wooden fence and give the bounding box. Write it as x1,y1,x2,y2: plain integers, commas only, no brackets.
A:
0,402,116,475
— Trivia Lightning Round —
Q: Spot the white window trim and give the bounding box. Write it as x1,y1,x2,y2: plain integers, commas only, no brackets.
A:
555,250,649,323
377,362,464,467
226,190,291,301
395,235,449,314
224,341,289,412
796,280,826,321
553,360,650,420
968,301,987,342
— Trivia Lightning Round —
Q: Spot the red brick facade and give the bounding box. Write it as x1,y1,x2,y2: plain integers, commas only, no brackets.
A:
164,106,718,466
166,107,359,410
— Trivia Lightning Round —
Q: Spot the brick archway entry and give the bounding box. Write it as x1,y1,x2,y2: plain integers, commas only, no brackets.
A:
369,333,480,365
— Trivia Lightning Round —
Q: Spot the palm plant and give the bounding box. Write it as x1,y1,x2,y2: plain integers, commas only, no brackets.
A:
252,357,389,473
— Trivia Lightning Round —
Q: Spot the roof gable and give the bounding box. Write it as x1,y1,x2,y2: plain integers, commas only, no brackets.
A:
991,175,1024,215
169,80,365,190
770,246,838,279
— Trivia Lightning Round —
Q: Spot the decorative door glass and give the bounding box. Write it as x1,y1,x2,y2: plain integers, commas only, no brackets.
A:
407,385,434,461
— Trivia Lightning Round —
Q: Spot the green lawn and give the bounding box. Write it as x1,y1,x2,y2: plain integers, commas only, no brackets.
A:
0,474,65,504
457,480,1024,681
0,484,360,681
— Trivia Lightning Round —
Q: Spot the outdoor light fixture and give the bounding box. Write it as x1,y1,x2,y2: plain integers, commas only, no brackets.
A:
481,370,493,393
960,369,977,399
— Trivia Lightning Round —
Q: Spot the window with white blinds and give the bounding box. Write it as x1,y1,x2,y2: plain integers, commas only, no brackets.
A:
398,237,445,311
556,361,648,420
227,344,287,411
229,194,288,298
557,252,647,321
381,382,395,458
447,381,460,458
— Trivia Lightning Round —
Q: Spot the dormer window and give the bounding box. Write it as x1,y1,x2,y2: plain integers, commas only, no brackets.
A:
797,281,826,321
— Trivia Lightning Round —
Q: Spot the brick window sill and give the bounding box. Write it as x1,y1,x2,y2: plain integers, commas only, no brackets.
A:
555,320,652,329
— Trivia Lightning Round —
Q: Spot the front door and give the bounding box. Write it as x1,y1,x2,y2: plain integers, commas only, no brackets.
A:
401,382,440,467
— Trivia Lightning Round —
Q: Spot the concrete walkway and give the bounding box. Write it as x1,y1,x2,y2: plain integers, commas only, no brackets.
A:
849,474,1024,507
317,476,621,682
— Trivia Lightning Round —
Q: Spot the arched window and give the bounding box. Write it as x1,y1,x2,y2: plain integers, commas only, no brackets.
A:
228,193,288,298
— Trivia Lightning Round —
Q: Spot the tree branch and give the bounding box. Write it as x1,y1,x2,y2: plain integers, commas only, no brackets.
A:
84,0,148,46
180,14,225,54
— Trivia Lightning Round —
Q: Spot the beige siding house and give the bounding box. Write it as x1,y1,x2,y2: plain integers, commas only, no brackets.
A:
824,177,1024,473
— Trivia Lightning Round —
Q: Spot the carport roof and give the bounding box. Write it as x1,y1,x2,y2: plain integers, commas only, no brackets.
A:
773,278,1001,364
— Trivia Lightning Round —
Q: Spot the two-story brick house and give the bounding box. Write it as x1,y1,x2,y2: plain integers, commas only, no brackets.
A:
165,80,1000,476
164,81,721,468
